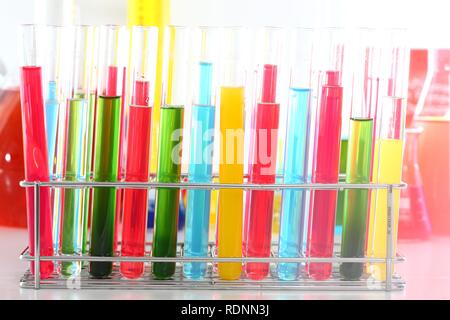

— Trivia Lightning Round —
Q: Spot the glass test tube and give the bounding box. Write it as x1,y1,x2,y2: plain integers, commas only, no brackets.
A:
340,29,376,280
120,26,158,279
244,27,282,280
42,25,64,253
19,24,54,278
43,26,64,181
183,27,218,279
336,29,381,237
152,26,188,279
306,28,344,280
82,27,99,256
217,27,247,280
277,28,314,281
89,25,127,278
367,29,408,281
59,26,94,276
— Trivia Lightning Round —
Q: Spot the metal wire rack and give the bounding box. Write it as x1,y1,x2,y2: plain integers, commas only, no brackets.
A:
19,179,406,291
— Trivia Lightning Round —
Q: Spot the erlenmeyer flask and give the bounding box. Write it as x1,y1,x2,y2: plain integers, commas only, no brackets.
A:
415,49,450,235
0,87,27,227
398,127,431,239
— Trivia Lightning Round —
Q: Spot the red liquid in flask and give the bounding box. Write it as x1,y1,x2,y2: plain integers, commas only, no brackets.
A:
306,70,343,280
19,66,54,278
244,64,280,280
120,79,152,279
0,88,27,228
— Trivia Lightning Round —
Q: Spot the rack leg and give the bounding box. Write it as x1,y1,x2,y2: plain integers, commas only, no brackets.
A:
385,185,394,291
34,183,41,290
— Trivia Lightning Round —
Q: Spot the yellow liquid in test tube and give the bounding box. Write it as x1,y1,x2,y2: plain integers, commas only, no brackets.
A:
367,138,403,281
218,86,245,280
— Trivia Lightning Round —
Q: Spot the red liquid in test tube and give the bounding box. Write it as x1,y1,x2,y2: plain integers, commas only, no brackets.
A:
244,64,280,280
306,70,343,280
120,79,152,279
105,65,118,96
19,66,54,278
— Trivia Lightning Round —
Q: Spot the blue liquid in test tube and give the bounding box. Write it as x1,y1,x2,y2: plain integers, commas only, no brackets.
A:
45,80,62,252
184,61,215,279
278,87,311,280
46,81,59,177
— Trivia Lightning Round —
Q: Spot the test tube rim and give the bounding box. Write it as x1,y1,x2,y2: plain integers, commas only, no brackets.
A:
161,104,185,109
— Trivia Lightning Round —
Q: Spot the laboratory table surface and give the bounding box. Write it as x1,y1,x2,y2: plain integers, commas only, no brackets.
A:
1,226,449,300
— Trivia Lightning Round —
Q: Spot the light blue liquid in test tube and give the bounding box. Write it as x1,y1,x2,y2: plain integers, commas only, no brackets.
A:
46,81,59,177
278,87,311,280
184,62,215,279
45,80,62,252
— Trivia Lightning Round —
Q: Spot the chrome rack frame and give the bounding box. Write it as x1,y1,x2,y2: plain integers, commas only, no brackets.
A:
19,180,406,291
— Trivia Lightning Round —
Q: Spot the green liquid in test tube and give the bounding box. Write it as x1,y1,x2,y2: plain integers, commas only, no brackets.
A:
61,97,87,275
152,106,184,279
89,25,125,278
336,137,348,236
340,118,373,279
340,29,378,280
89,95,121,278
60,26,94,275
82,91,97,255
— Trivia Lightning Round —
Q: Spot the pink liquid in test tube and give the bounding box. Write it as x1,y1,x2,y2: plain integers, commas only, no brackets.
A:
120,79,152,279
104,65,118,96
306,70,343,280
19,66,54,278
244,64,280,280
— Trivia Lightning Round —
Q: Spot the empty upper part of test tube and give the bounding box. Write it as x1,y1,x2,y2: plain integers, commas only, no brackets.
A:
97,25,128,97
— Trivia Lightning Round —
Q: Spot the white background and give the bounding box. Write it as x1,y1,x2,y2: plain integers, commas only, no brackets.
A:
2,0,450,84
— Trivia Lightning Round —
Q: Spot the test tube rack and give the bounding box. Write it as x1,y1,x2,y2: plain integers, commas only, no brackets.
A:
19,179,406,291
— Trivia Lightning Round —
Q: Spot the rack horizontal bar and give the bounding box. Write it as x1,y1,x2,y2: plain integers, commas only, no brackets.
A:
20,180,406,190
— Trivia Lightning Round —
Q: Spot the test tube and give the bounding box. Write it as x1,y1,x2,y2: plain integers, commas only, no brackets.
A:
89,25,127,278
81,26,99,257
183,27,218,279
152,26,188,279
336,29,381,236
244,27,282,280
18,24,54,278
120,26,158,279
277,28,314,281
367,29,408,281
217,27,247,281
43,26,63,181
340,29,376,280
42,25,64,253
306,28,345,280
59,26,94,276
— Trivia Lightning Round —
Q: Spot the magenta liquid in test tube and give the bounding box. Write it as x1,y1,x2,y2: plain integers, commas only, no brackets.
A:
244,27,282,280
120,26,158,279
19,24,54,278
306,29,344,280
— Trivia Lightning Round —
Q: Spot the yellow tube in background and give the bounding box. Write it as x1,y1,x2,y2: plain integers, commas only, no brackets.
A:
367,138,403,281
127,0,170,174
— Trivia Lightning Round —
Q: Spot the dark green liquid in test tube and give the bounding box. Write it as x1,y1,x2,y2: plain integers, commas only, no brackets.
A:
152,106,184,279
89,95,121,278
340,118,373,280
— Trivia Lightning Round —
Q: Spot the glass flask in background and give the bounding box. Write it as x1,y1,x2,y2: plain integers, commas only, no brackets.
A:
0,87,27,228
415,49,450,235
398,127,431,239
